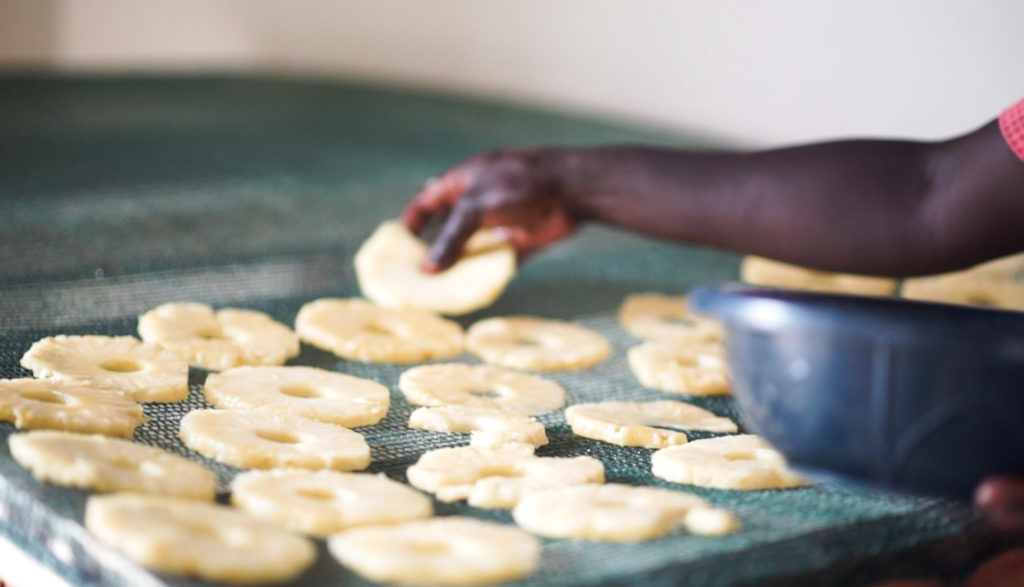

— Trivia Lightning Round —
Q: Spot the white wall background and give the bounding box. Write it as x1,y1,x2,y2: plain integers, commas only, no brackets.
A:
2,0,1022,146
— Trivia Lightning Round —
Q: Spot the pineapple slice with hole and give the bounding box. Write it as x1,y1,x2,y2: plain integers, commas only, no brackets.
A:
231,469,432,537
465,316,611,371
295,298,463,363
179,409,370,471
512,483,734,541
627,341,731,396
328,517,540,586
85,493,315,584
406,444,604,509
618,293,724,344
9,430,215,499
399,363,564,416
20,335,189,403
565,400,737,449
138,302,299,371
408,405,548,449
0,378,145,437
203,365,389,427
651,434,807,490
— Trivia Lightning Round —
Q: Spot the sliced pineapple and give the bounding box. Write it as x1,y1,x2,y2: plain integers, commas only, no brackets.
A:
617,293,724,344
651,434,807,490
627,342,731,396
295,298,463,363
465,316,611,371
20,335,189,403
399,363,564,416
179,409,370,471
741,256,897,295
683,507,741,536
328,517,540,586
565,400,737,449
408,405,548,449
203,365,389,427
85,493,315,585
0,378,145,437
901,253,1024,311
355,221,516,316
406,444,604,509
9,430,215,499
230,469,432,537
512,483,733,542
138,302,299,371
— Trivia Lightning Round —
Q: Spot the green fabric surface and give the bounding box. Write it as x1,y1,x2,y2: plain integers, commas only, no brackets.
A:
0,74,1006,586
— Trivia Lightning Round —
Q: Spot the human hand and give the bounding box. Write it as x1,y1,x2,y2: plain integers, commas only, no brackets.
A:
975,476,1024,533
402,148,579,272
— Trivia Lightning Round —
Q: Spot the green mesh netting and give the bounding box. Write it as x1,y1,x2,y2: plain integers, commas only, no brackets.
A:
0,75,1005,587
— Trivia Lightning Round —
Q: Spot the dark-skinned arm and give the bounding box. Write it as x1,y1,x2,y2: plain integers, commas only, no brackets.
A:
404,120,1024,276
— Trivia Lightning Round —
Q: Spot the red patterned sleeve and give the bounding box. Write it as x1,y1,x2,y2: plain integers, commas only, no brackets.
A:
999,97,1024,163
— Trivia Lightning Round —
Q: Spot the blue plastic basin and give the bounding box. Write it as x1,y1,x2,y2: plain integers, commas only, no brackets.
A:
689,283,1024,502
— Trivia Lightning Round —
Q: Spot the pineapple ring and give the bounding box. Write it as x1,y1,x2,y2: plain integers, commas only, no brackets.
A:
295,298,463,363
203,366,390,427
0,378,146,438
651,434,807,490
408,405,548,449
328,517,540,586
618,293,723,344
179,409,371,471
138,302,299,371
20,335,189,403
465,316,611,371
230,469,433,537
565,400,737,449
355,221,516,316
741,256,897,295
85,494,315,584
901,253,1024,310
9,430,216,500
399,363,565,416
627,342,731,396
512,483,736,542
406,444,604,509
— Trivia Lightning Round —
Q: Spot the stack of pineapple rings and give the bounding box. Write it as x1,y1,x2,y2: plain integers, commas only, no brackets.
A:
2,221,809,586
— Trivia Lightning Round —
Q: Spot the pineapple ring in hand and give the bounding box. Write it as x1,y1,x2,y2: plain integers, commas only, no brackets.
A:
565,400,737,449
329,517,540,586
9,430,216,500
465,316,611,371
406,444,604,508
295,298,463,363
203,366,390,427
651,434,807,490
627,342,731,396
86,494,316,584
138,302,299,371
20,335,189,403
231,469,433,537
618,293,723,344
355,221,516,316
179,409,371,471
0,378,146,438
399,363,565,416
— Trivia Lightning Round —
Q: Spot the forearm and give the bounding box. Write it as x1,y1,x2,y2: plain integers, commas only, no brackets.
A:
556,122,1024,277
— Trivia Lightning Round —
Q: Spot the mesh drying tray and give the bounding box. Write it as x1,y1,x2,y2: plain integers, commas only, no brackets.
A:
0,75,1007,586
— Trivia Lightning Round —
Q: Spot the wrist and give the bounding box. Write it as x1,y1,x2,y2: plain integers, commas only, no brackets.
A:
546,146,602,221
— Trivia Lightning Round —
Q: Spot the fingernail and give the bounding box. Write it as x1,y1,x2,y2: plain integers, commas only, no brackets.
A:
421,259,440,273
